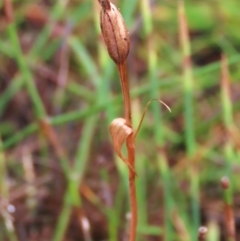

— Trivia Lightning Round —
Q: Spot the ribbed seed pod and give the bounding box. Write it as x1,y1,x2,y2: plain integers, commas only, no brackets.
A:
99,0,130,64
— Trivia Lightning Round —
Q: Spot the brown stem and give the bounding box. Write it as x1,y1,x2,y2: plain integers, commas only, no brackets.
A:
117,61,137,241
126,134,137,241
224,203,236,241
117,62,132,127
4,0,13,23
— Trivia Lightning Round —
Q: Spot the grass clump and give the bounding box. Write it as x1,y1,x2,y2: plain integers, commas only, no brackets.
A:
1,0,240,241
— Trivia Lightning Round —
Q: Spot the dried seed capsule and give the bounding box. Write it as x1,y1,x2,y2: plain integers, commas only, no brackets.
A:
99,0,130,64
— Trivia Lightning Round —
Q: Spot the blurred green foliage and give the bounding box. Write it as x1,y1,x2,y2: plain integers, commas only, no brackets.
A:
0,0,240,240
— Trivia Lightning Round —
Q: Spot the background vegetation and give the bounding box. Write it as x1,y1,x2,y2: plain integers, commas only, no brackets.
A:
0,0,240,240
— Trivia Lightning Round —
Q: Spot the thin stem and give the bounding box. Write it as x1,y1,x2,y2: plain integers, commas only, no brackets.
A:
117,61,137,241
126,134,137,241
117,62,132,126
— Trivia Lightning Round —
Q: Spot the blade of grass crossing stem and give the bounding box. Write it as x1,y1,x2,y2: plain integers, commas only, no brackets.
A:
178,1,199,238
52,116,97,241
140,0,173,240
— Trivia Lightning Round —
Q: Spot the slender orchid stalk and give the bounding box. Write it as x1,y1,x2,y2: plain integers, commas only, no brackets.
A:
98,1,137,240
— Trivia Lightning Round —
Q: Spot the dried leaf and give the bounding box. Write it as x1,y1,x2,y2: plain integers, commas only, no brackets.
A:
109,118,135,173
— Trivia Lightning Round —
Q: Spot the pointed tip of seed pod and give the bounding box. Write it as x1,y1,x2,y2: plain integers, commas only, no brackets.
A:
98,0,110,11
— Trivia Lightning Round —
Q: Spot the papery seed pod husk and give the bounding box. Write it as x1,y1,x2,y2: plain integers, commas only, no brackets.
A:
110,118,132,158
99,0,130,64
110,118,136,174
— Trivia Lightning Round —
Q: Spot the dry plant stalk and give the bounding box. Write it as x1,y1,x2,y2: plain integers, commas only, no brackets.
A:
98,0,137,240
3,0,13,23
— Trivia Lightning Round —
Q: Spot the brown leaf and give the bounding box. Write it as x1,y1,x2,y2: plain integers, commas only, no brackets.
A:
109,118,135,173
